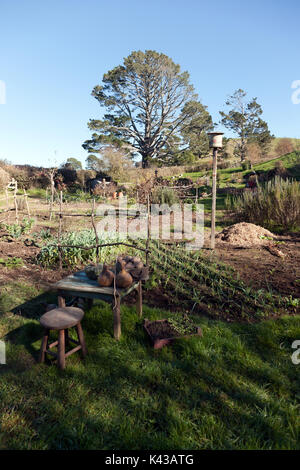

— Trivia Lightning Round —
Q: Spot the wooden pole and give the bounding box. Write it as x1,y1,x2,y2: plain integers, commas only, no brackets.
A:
58,190,63,270
13,183,18,224
91,198,100,264
49,171,55,220
23,189,30,217
210,148,218,250
146,194,150,265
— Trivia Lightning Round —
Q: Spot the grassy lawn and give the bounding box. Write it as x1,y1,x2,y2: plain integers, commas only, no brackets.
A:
0,278,299,450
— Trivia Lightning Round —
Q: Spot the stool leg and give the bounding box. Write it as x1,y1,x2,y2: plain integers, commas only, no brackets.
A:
58,329,65,370
76,322,87,357
39,328,49,363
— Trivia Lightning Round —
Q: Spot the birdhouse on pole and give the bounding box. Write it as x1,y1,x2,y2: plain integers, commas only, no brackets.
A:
208,132,224,149
207,131,224,250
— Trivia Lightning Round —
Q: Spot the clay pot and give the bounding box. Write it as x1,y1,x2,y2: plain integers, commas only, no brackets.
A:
116,260,133,288
98,264,115,287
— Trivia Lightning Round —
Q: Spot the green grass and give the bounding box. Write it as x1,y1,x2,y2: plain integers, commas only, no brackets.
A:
0,292,299,450
183,151,300,185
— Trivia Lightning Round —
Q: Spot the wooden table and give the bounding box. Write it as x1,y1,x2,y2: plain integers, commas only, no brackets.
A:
52,270,143,340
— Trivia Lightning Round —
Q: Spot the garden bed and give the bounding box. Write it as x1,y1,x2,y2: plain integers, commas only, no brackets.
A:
144,317,202,349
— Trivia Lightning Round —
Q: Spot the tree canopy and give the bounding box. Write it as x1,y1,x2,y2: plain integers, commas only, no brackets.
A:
220,89,273,161
83,50,211,167
85,147,133,181
62,157,82,170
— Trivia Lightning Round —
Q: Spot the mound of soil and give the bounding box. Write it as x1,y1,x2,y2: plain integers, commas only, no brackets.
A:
216,222,275,248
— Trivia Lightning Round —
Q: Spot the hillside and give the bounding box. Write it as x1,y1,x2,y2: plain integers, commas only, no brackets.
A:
225,137,300,162
184,151,300,186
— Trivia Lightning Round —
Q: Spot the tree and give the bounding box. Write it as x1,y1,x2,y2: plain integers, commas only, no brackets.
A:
179,101,213,157
64,157,82,170
100,146,134,181
83,50,201,168
275,138,295,156
220,89,273,162
86,146,133,181
86,154,103,172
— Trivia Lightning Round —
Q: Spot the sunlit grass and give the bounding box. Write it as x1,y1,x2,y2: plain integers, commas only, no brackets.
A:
0,282,299,450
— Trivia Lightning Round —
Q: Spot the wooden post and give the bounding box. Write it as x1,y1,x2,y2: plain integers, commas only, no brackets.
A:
91,199,100,264
146,194,150,266
49,169,55,220
13,182,18,224
23,189,30,217
211,148,218,250
58,190,63,270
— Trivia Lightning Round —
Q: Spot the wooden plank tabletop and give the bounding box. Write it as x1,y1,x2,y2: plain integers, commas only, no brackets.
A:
53,269,138,297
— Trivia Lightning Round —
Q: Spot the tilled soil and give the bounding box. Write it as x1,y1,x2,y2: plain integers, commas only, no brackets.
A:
146,320,182,340
0,230,299,311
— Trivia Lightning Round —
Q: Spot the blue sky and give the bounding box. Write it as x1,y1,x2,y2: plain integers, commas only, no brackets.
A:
0,0,299,167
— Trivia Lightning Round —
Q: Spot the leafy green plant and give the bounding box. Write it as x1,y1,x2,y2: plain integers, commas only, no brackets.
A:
39,228,53,240
37,230,123,268
168,313,197,335
3,217,35,239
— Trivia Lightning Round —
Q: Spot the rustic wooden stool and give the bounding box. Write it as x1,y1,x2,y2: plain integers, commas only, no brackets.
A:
39,307,87,370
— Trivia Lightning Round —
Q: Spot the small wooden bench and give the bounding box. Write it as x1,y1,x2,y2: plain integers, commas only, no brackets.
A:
39,306,87,370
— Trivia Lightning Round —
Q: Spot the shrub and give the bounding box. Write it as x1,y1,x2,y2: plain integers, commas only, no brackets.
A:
226,176,300,231
241,160,252,171
151,187,179,206
37,230,123,267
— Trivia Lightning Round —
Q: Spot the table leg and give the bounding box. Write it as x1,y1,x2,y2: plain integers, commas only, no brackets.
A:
58,295,66,308
87,299,93,309
136,281,143,317
76,322,87,357
113,296,121,340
